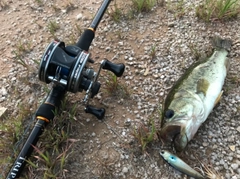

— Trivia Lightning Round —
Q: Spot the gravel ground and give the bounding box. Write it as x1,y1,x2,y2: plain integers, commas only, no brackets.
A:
0,0,240,178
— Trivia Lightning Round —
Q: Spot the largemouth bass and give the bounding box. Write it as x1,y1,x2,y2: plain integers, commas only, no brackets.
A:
160,150,205,179
159,37,232,151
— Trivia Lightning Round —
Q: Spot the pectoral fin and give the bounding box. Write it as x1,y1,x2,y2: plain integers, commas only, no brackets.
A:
214,90,223,107
197,78,209,96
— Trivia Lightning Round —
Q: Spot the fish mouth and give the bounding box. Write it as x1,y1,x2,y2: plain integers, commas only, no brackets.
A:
159,123,182,142
159,123,188,151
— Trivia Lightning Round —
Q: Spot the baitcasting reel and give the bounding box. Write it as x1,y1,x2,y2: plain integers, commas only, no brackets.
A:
38,40,125,119
6,1,124,178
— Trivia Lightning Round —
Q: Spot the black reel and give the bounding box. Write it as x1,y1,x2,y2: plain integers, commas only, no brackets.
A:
38,40,125,119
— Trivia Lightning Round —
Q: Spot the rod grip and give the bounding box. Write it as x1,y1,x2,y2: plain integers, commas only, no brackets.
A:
6,120,46,179
35,103,55,121
76,29,95,51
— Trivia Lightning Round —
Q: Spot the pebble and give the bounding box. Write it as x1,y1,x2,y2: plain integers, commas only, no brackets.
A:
237,126,240,133
122,166,128,174
231,163,239,171
76,13,83,20
0,87,7,96
118,41,123,46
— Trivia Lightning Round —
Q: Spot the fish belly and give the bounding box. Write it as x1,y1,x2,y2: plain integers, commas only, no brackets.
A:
195,50,228,119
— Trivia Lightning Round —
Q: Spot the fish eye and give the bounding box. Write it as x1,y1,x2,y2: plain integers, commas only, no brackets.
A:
165,109,174,118
160,151,165,154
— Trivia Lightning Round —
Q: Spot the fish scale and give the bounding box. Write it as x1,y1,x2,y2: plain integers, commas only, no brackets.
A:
159,37,232,151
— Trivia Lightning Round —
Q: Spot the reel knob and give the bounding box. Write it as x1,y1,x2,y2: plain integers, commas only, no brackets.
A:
102,60,125,77
85,105,105,120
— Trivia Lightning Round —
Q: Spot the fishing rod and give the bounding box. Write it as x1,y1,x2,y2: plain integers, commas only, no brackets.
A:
6,0,124,178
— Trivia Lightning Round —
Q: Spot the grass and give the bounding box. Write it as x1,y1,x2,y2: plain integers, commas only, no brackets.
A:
12,51,29,70
0,102,35,177
47,20,60,37
52,1,76,13
196,159,223,179
16,40,32,54
12,40,34,71
103,72,130,99
0,0,9,10
28,140,73,179
107,0,164,21
108,1,123,22
187,43,203,61
35,0,42,4
66,24,83,45
196,0,240,22
131,0,157,13
20,98,77,178
96,158,115,179
1,95,77,178
166,0,187,19
64,1,76,13
132,119,156,152
150,44,157,59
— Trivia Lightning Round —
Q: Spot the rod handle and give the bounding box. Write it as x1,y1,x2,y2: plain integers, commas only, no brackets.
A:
76,29,95,51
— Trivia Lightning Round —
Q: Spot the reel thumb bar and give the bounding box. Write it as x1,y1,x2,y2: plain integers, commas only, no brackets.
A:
76,0,111,51
6,85,66,179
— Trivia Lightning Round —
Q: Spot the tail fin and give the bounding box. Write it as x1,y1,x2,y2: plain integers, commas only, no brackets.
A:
211,36,232,51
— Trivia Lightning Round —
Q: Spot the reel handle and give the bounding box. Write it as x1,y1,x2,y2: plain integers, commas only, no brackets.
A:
85,105,105,120
102,60,125,77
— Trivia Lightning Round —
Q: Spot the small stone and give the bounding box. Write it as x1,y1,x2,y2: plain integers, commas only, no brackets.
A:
237,126,240,133
118,41,123,46
229,145,235,152
61,9,67,13
76,13,83,20
0,107,7,118
231,163,239,171
168,22,175,27
122,166,128,173
105,46,111,51
124,118,131,127
202,142,208,147
1,87,7,96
